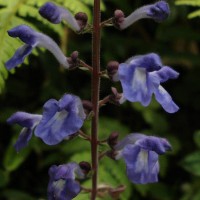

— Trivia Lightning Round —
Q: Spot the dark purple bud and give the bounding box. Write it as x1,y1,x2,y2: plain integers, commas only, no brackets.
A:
75,12,88,30
79,161,91,175
107,61,119,81
113,10,125,29
67,51,79,69
107,132,119,149
71,51,79,61
82,100,93,115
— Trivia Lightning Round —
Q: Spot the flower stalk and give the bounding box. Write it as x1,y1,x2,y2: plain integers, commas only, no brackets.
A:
91,0,101,199
5,1,177,199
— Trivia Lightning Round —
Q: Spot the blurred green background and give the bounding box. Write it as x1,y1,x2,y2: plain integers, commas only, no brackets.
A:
1,0,200,199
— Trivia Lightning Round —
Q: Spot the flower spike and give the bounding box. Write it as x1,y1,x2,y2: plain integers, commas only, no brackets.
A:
118,53,179,113
114,133,171,184
114,1,170,30
5,25,70,70
39,2,85,32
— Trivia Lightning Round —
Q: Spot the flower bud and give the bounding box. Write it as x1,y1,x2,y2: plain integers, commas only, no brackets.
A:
113,10,125,29
82,100,93,115
75,12,88,31
107,132,119,149
106,61,119,81
67,51,79,69
79,161,91,175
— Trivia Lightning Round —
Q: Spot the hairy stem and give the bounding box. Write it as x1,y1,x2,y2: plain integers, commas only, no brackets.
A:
91,0,101,199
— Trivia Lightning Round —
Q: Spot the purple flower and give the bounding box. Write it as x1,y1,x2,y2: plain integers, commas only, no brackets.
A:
39,2,80,31
118,53,179,113
114,133,171,184
116,1,170,30
147,0,170,22
5,25,69,70
35,94,86,145
7,112,42,152
7,94,86,151
48,162,85,200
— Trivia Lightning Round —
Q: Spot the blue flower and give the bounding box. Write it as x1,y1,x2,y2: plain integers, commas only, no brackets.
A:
48,162,85,200
5,25,69,70
118,53,179,113
114,133,171,184
35,94,86,145
39,2,81,32
116,1,170,30
7,112,42,152
7,94,86,150
147,0,170,22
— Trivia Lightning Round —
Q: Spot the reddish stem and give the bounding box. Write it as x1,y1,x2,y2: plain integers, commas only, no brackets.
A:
79,60,93,72
100,18,113,27
78,130,91,141
99,95,111,108
91,0,101,199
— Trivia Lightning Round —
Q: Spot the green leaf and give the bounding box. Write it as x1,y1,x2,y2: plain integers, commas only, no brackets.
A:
60,136,91,156
181,151,200,176
175,0,200,6
0,169,9,188
193,191,200,200
74,193,90,200
193,130,200,148
134,184,149,197
148,183,175,200
69,150,91,163
143,111,168,133
99,158,132,200
159,156,169,177
3,140,30,172
175,0,200,19
168,135,181,155
83,116,130,141
2,189,36,200
188,9,200,18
